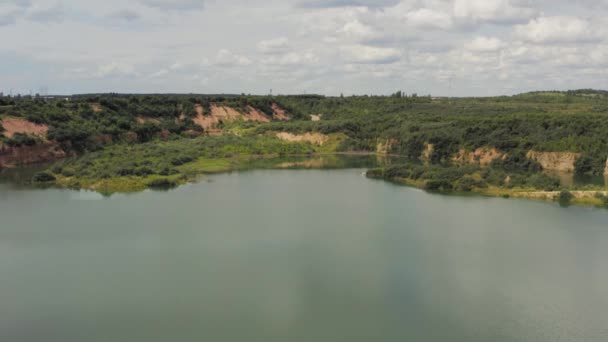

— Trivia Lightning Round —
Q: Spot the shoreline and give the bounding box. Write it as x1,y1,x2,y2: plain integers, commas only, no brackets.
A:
368,175,608,208
8,151,608,209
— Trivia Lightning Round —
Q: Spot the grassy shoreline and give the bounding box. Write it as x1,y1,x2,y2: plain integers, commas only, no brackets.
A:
42,152,384,194
35,151,608,209
366,174,608,208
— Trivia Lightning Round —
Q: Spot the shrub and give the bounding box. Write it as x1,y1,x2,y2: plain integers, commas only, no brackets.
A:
147,178,177,189
171,155,194,166
425,180,453,192
134,167,154,176
557,191,574,207
32,172,56,183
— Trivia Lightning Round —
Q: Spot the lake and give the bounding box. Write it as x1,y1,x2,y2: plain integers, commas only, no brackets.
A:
1,167,608,341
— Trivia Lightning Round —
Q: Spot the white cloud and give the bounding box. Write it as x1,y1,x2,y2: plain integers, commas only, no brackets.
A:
95,61,137,78
215,49,252,67
262,51,318,66
140,0,205,11
3,0,608,96
339,19,376,38
514,16,600,44
257,38,290,54
465,36,505,52
340,45,402,64
453,0,538,24
404,8,453,30
298,0,400,9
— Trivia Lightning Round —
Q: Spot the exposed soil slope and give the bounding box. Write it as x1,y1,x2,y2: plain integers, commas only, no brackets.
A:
271,104,290,121
527,151,580,172
453,148,505,167
1,118,48,138
0,143,66,168
276,132,329,146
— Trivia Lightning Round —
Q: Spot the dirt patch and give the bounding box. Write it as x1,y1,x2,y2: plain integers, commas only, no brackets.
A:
420,144,435,162
190,104,224,130
90,103,103,113
1,117,49,138
135,117,161,124
377,139,398,155
206,129,223,136
194,104,204,117
453,148,505,167
192,112,218,130
0,143,66,168
527,151,580,173
271,104,290,121
244,106,270,123
211,105,242,121
276,132,329,146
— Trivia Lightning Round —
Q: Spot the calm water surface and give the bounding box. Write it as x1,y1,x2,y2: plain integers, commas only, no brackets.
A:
1,168,608,341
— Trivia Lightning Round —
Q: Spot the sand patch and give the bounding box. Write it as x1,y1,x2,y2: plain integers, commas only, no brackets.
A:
276,132,329,146
211,105,242,121
453,148,505,167
135,117,161,124
244,106,271,123
377,139,398,155
0,143,66,168
192,112,218,130
272,104,290,121
1,117,48,138
420,144,435,162
90,103,103,113
194,104,204,117
527,151,580,173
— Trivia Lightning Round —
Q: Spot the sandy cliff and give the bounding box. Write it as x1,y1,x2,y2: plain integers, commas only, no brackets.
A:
526,151,580,172
452,148,505,167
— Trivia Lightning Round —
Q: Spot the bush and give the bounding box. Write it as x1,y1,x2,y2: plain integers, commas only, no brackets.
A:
4,133,39,147
557,191,574,207
134,167,154,176
147,178,177,189
457,175,486,192
425,180,453,192
32,172,56,183
61,168,76,177
171,155,194,166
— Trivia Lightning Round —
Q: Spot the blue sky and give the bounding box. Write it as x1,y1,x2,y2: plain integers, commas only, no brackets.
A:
1,0,608,96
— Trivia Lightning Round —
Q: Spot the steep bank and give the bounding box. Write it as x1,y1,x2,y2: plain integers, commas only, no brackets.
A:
452,148,505,167
0,143,66,168
526,151,580,173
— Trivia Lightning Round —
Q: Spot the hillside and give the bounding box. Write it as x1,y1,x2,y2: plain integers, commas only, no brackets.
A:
1,91,608,202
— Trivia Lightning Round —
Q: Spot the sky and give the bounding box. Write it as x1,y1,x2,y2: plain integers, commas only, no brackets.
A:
1,0,608,96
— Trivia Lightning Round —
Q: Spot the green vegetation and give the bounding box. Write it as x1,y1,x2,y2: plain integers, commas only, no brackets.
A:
32,171,56,183
1,90,608,201
367,161,560,193
47,135,313,193
558,191,574,207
